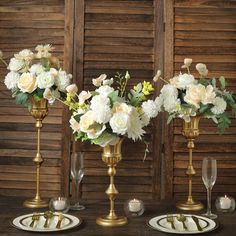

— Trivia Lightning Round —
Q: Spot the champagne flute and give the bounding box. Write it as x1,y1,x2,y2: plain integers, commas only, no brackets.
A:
202,157,217,219
70,152,85,210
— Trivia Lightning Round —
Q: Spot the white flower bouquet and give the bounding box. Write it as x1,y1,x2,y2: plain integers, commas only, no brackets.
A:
56,72,159,148
0,45,72,107
154,58,236,133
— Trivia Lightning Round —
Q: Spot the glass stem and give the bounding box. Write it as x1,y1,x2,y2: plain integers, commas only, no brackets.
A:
207,188,212,215
75,180,80,204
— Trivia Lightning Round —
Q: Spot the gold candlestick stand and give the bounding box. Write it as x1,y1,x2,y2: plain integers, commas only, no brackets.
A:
176,116,204,211
96,139,127,227
23,98,48,208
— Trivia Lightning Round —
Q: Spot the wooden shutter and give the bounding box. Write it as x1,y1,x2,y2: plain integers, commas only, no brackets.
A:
0,0,72,198
74,0,163,200
165,0,236,200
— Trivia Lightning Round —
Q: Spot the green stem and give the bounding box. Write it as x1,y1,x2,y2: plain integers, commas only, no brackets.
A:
0,58,8,67
121,77,128,97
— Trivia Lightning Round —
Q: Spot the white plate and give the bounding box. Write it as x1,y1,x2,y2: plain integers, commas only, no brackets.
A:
12,212,82,232
148,214,218,234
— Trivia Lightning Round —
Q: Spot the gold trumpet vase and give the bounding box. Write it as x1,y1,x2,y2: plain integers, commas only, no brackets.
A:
96,139,128,227
23,98,48,208
176,116,204,211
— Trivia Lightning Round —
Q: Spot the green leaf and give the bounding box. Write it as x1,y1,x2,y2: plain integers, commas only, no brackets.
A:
219,76,226,90
199,104,210,114
108,90,119,106
15,92,29,107
199,78,210,87
211,77,216,88
41,58,50,71
217,112,231,134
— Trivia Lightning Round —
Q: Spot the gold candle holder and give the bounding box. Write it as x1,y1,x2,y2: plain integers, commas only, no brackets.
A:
176,116,204,211
23,98,48,208
96,139,127,227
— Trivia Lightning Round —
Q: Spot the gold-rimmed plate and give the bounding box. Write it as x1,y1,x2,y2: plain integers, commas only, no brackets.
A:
12,212,82,232
148,214,218,234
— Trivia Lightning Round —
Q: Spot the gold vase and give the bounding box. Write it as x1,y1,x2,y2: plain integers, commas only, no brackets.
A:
23,98,48,208
96,139,128,227
176,116,204,211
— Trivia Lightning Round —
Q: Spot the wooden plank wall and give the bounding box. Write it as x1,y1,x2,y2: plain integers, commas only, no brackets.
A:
0,0,69,198
165,0,236,201
75,0,163,200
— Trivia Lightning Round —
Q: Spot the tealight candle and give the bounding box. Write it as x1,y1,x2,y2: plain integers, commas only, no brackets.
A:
215,195,235,213
49,197,70,213
129,198,141,212
220,195,231,209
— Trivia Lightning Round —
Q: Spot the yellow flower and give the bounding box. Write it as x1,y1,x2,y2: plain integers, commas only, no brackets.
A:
142,81,154,95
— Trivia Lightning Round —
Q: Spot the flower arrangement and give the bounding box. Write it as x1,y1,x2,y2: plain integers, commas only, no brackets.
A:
47,72,159,148
154,58,236,133
0,44,72,107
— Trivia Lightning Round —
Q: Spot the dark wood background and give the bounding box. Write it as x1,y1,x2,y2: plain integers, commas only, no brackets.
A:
0,0,236,202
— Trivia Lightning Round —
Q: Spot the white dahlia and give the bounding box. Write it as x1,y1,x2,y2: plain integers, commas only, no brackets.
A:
211,97,227,115
8,58,25,72
4,71,20,90
55,69,72,92
142,100,159,118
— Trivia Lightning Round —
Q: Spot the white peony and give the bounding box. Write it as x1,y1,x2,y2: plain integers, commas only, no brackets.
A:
37,71,55,89
55,69,72,92
110,112,130,135
169,73,197,90
90,95,112,123
211,97,227,115
70,117,80,133
14,49,34,61
4,71,20,90
92,74,107,87
142,100,159,118
29,64,45,76
66,84,78,94
127,108,145,140
78,91,91,104
196,63,208,77
96,85,114,97
8,58,25,72
184,84,216,108
160,84,180,113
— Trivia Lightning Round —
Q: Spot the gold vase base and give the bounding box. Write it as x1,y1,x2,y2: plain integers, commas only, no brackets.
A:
96,215,128,227
23,198,48,208
176,200,204,211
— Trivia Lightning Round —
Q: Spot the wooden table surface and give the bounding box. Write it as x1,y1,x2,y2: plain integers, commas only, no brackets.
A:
1,196,235,236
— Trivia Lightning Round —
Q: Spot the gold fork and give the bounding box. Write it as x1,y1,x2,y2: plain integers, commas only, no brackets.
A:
166,215,176,230
177,214,188,230
29,213,40,228
56,213,65,229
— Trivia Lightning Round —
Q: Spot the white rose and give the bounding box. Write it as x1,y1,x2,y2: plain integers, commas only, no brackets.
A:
182,58,192,68
96,85,114,97
92,74,107,87
8,58,25,72
110,112,130,135
17,72,37,93
29,64,45,76
103,78,114,86
112,102,132,115
142,100,159,118
196,63,208,77
43,88,53,100
78,91,92,104
211,97,227,115
4,71,20,90
66,84,78,94
37,71,55,89
70,117,80,133
55,70,72,92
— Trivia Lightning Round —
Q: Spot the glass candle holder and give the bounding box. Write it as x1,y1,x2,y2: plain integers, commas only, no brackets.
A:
124,198,144,217
215,195,235,213
49,197,70,213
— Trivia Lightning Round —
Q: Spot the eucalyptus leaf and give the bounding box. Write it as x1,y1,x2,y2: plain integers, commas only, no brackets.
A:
219,76,226,90
15,92,29,107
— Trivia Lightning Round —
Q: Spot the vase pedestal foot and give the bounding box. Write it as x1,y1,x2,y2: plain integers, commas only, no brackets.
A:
96,215,127,227
176,200,204,211
23,198,48,208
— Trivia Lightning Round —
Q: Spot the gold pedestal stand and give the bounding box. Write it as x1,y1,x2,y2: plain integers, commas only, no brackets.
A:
23,98,48,208
96,139,127,227
176,116,204,211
